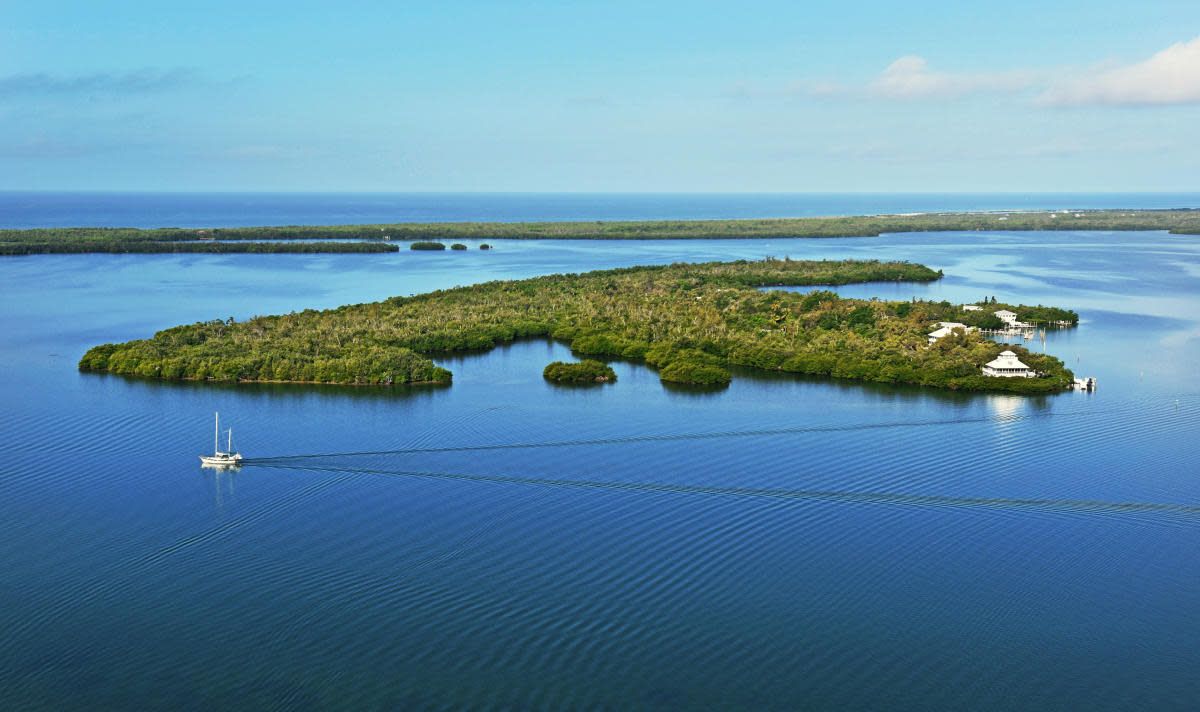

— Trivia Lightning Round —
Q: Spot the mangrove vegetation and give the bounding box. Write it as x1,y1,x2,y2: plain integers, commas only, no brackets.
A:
79,258,1075,393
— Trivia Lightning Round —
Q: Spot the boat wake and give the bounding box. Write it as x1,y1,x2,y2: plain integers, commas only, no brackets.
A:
230,395,1200,523
246,461,1200,523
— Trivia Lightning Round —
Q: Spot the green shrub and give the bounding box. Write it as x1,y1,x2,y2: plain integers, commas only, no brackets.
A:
846,305,876,327
960,311,1005,329
572,332,633,356
1014,305,1079,324
410,241,446,250
659,360,731,386
801,290,839,311
620,342,649,359
450,243,468,250
78,343,118,370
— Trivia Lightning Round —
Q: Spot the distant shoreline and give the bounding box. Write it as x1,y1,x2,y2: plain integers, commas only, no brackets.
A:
4,208,1199,255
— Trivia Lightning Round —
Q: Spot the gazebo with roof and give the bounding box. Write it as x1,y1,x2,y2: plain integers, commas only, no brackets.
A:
982,350,1034,378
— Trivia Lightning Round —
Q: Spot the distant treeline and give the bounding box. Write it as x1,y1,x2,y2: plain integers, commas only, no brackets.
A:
80,257,1074,393
5,209,1200,254
0,239,398,255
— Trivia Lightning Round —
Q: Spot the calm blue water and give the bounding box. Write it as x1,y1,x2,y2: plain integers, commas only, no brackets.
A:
2,191,1199,229
2,224,1199,709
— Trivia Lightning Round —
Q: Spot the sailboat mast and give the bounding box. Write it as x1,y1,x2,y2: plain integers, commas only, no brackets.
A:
214,412,220,455
227,428,233,454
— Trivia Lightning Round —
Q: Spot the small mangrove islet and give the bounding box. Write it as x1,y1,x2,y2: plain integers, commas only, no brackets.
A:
78,258,1076,393
543,360,617,383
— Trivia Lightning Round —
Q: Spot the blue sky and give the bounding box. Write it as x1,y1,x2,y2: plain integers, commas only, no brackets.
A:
4,1,1200,192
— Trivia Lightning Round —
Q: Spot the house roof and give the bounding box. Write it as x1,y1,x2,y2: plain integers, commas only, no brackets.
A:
928,322,973,339
984,350,1030,370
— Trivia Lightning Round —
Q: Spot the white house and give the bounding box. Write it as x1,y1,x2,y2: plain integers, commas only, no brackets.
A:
982,350,1034,378
927,322,974,345
961,305,983,311
993,309,1018,324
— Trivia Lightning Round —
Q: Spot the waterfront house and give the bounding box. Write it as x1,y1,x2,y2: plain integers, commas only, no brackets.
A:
982,350,1034,378
994,309,1018,324
927,322,974,345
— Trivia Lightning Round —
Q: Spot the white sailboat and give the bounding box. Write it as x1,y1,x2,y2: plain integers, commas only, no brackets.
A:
200,411,243,468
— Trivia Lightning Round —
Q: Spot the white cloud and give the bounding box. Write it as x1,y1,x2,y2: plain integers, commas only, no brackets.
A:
776,36,1200,108
868,56,1034,99
1038,36,1200,107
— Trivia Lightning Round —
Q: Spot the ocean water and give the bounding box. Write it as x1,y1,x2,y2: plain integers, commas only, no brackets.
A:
1,216,1199,708
1,191,1199,229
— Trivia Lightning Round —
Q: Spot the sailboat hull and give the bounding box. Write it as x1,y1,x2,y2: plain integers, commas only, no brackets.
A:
200,454,243,468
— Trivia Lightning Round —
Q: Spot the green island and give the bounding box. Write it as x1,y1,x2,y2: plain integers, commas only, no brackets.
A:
543,360,617,383
6,209,1200,255
79,258,1075,393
